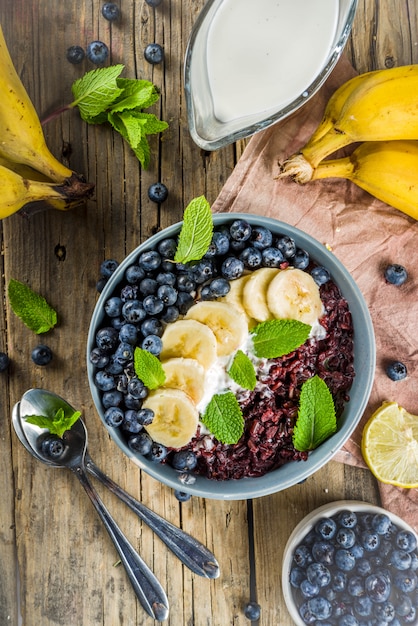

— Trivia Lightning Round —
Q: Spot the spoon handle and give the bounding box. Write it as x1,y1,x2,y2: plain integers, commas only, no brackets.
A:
85,455,220,579
72,465,169,622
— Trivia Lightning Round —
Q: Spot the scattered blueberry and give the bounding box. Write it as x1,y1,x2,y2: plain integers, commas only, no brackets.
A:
66,45,85,64
41,436,65,459
100,259,119,279
148,182,168,203
31,345,53,366
174,490,191,502
243,601,261,621
144,43,164,64
386,361,407,381
0,352,10,372
101,2,121,21
145,0,163,6
384,264,408,286
86,41,109,65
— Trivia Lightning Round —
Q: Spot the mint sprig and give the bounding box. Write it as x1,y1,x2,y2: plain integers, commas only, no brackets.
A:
292,375,336,451
134,348,166,389
25,407,81,438
251,319,311,359
69,65,168,169
8,279,58,334
227,350,257,391
201,391,244,444
174,196,213,264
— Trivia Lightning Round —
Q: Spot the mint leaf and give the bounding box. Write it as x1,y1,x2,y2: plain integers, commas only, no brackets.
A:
201,391,244,444
134,348,166,389
250,319,311,359
111,78,160,111
174,196,213,264
71,65,125,119
227,350,256,390
292,375,337,451
8,279,58,334
26,407,81,438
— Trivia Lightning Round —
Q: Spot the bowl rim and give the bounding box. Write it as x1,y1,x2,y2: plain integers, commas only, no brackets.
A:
183,0,359,150
281,500,418,626
87,213,375,500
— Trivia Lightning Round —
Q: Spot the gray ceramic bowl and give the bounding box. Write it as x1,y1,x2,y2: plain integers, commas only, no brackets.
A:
87,214,375,500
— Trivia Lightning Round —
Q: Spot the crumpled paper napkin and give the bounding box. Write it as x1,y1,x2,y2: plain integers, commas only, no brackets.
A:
212,55,418,532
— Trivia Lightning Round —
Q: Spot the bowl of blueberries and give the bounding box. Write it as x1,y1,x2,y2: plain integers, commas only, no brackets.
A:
87,212,375,500
282,501,418,625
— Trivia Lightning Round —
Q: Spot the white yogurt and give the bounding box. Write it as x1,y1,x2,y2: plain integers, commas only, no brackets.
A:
206,0,339,122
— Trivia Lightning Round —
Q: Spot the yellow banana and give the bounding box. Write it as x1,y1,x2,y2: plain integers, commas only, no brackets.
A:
280,65,418,182
309,140,418,220
0,25,80,183
0,164,93,219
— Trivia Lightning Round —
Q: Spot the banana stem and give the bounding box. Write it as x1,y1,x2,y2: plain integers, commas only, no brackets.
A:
311,156,354,182
301,127,352,169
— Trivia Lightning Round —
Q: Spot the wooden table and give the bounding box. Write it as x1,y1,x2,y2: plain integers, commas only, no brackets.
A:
0,2,414,624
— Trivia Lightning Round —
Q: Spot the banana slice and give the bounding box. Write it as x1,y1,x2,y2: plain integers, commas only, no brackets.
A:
218,274,257,328
266,268,323,325
242,267,279,322
161,357,206,404
185,301,248,356
143,388,199,448
160,319,217,369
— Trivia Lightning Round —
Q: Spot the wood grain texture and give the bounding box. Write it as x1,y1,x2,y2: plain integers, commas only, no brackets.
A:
0,1,412,625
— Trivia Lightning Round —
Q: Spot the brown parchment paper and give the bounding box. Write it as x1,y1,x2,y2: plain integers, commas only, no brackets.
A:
212,55,418,532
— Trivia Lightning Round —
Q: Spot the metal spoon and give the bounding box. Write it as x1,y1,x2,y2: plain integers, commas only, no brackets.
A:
13,391,169,622
13,388,220,579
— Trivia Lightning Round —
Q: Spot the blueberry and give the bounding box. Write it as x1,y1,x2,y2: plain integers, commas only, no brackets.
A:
365,572,391,603
261,247,285,268
158,238,177,259
66,45,85,64
145,0,163,5
243,601,261,621
31,344,53,366
312,540,335,566
354,595,373,617
176,291,194,315
157,284,178,306
124,394,142,410
118,323,139,345
210,230,230,256
120,284,139,301
336,528,356,549
361,530,380,552
396,530,417,553
86,40,109,65
100,259,119,278
394,593,413,616
240,246,262,269
290,566,306,588
41,436,65,459
403,606,417,623
161,306,179,323
144,43,164,64
189,259,214,284
0,351,10,372
338,510,358,529
174,489,191,502
394,570,417,593
348,575,365,597
139,250,161,272
293,544,313,568
101,2,121,21
127,377,148,400
128,432,153,455
390,549,412,571
356,558,372,577
171,450,198,471
307,596,332,620
373,601,396,622
141,317,163,337
141,334,163,355
115,341,134,362
102,390,123,409
89,348,109,369
251,226,273,249
332,570,347,592
104,406,124,427
105,296,123,318
300,579,320,599
122,300,146,323
156,271,176,286
311,266,331,286
294,248,310,270
384,264,408,286
276,235,296,258
335,549,356,572
105,355,124,375
125,264,145,284
386,360,408,381
221,256,245,280
95,370,116,391
148,442,168,462
143,295,164,316
316,517,337,541
176,274,196,293
148,182,168,203
137,408,154,426
208,277,230,298
298,601,316,624
230,219,252,242
306,563,331,588
96,277,107,292
121,410,143,434
338,616,359,626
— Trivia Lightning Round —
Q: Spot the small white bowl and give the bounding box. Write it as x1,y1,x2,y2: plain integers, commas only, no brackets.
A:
282,500,418,626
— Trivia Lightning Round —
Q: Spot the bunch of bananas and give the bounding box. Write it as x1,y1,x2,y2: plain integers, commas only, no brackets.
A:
279,65,418,220
0,25,93,219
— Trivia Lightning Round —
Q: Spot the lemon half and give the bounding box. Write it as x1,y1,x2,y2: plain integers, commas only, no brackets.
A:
361,401,418,488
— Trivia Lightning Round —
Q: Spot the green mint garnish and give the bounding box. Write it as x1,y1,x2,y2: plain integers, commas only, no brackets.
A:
134,347,166,390
292,375,337,451
250,319,311,359
201,391,244,445
8,279,58,334
174,196,213,264
25,407,81,438
227,350,257,391
70,65,168,169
